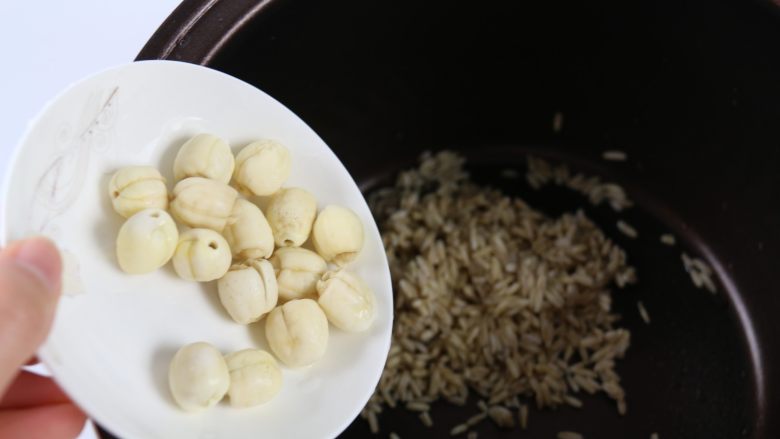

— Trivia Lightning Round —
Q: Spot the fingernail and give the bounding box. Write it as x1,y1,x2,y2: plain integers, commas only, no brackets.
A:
13,237,62,294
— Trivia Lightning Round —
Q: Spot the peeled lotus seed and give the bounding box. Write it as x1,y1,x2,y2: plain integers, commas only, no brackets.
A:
270,247,327,302
312,205,364,265
223,199,274,260
173,133,235,183
225,349,283,408
217,259,278,324
169,342,230,412
233,139,291,196
172,228,232,282
170,177,238,232
316,269,376,332
265,299,328,368
108,166,168,218
266,187,317,247
115,208,178,274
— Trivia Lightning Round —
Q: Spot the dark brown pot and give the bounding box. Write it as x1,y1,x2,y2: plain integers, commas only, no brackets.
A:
132,1,780,438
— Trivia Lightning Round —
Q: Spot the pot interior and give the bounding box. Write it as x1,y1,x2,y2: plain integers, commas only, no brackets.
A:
132,0,780,437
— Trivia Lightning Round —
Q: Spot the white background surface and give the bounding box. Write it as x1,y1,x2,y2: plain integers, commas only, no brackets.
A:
0,1,182,438
0,0,181,185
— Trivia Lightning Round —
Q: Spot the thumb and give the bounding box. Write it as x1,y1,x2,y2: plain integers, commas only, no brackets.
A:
0,237,62,393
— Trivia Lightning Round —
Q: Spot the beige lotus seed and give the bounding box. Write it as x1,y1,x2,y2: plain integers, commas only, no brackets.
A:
169,342,230,412
265,299,328,368
115,208,178,274
316,269,376,332
312,205,364,265
269,247,327,302
170,177,238,232
172,228,232,282
233,139,291,196
217,259,278,324
225,349,283,408
108,166,168,218
223,199,274,260
266,187,317,247
173,133,234,183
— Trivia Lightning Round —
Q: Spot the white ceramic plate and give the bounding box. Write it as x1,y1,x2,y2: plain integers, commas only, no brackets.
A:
1,60,392,439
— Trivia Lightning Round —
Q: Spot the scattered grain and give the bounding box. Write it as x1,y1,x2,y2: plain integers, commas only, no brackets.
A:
488,405,515,428
367,410,379,434
553,112,564,133
617,220,638,238
406,401,430,412
637,301,650,324
681,252,717,293
519,404,529,429
564,395,583,408
419,411,434,427
465,411,487,427
602,150,627,161
450,423,469,436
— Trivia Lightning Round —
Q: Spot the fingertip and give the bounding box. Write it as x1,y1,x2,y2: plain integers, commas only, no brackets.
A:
1,371,69,409
54,403,89,438
0,403,87,439
0,238,63,390
10,237,62,295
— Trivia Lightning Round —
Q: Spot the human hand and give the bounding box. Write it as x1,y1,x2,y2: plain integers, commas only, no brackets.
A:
0,238,86,438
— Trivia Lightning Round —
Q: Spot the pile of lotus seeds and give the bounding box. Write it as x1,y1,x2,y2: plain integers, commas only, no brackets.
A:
108,134,377,412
